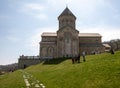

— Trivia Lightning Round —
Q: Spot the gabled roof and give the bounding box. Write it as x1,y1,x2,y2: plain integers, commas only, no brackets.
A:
41,32,57,37
79,33,101,37
41,32,101,37
58,7,76,19
103,44,111,48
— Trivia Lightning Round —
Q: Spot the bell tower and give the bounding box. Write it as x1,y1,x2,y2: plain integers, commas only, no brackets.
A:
57,7,79,58
58,7,76,29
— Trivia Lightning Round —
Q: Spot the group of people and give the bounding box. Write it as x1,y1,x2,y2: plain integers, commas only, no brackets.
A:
72,52,86,64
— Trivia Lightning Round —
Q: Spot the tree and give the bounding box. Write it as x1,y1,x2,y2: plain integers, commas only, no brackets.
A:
104,39,120,51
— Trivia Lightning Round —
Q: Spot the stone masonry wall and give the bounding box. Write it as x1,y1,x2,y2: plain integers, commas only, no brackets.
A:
18,58,41,69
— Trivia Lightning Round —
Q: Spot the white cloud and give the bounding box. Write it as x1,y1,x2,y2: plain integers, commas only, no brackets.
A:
23,3,45,11
20,3,48,20
34,13,48,20
6,36,19,42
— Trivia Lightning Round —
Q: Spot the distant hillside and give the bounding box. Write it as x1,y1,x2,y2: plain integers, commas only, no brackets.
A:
0,63,18,72
0,52,120,88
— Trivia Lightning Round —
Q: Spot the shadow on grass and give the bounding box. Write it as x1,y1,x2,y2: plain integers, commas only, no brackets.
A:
43,57,70,65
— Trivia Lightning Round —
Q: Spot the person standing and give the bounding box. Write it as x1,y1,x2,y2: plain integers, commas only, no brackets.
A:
77,54,80,63
110,49,114,54
82,51,86,62
72,56,75,64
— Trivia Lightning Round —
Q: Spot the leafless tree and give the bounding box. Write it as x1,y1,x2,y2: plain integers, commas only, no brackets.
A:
103,39,120,51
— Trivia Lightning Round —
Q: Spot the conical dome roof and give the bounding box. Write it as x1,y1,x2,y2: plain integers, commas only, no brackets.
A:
58,7,76,19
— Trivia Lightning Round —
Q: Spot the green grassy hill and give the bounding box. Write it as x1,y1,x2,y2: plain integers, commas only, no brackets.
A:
0,51,120,88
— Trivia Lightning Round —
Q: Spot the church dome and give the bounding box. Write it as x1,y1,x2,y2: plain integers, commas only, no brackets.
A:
58,7,76,19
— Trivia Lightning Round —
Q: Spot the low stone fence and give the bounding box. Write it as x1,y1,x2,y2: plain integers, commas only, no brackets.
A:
18,55,53,69
20,55,40,59
19,55,53,60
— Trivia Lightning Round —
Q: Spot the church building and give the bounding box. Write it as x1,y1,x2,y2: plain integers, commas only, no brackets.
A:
40,7,104,59
18,7,105,69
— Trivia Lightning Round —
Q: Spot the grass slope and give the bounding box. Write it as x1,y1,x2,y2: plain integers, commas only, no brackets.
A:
26,51,120,88
0,51,120,88
0,70,25,88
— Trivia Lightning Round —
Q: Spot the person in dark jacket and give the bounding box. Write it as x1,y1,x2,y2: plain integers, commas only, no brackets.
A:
78,54,80,63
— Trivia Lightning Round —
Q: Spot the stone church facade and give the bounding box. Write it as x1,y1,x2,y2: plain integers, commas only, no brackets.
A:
18,7,105,69
40,7,104,59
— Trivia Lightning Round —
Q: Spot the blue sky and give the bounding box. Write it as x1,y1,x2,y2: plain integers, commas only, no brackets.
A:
0,0,120,65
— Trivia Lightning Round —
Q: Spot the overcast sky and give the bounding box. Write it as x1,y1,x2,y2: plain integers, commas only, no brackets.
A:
0,0,120,65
